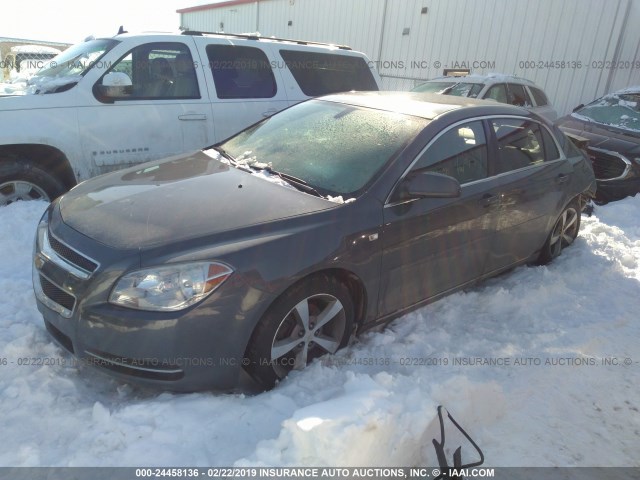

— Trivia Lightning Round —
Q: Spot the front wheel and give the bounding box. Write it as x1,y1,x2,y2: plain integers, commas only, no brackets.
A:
0,161,66,206
244,275,354,389
537,200,581,264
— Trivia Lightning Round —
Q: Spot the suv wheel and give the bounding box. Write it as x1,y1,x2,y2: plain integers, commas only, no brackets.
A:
0,161,66,206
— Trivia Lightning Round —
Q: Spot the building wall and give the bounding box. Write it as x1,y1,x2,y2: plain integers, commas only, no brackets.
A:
179,0,640,115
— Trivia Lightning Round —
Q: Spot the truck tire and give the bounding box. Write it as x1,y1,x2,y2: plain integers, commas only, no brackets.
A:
0,160,66,206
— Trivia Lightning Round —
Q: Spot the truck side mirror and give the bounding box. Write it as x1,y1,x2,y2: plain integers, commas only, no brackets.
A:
94,72,132,103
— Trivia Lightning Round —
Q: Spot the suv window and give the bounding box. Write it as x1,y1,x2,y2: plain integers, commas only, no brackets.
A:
491,119,546,174
412,121,488,184
529,87,549,106
105,43,199,99
207,45,276,99
279,50,378,96
507,83,532,107
485,84,507,103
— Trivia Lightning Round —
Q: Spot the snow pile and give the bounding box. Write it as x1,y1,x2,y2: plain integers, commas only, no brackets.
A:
0,197,639,467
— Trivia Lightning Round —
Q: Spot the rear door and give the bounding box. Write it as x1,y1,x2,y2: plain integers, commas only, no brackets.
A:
196,39,290,142
483,117,572,272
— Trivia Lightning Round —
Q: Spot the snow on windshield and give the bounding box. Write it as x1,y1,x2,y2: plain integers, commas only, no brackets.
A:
573,90,640,132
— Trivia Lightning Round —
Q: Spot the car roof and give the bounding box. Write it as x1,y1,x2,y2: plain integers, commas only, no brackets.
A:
422,73,537,87
319,91,530,120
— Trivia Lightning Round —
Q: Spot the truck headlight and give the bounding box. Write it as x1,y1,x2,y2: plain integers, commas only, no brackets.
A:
109,262,233,312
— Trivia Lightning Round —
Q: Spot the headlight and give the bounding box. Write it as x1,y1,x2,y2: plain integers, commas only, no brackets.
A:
109,262,233,312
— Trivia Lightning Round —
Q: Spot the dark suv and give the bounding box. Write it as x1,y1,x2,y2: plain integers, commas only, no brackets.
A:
556,87,640,203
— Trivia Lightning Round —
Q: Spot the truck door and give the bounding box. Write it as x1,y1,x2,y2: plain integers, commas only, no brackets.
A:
78,40,214,174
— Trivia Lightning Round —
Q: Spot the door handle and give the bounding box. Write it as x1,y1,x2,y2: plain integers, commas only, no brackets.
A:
478,194,499,207
179,114,207,121
262,109,278,118
556,173,569,184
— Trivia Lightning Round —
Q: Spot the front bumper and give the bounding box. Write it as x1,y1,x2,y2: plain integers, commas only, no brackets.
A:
32,209,272,392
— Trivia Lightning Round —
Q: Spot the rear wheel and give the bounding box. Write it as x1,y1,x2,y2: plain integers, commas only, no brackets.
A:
245,275,354,389
538,200,581,264
0,161,66,206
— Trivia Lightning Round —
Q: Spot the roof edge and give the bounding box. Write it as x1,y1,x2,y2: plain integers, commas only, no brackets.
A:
177,0,259,14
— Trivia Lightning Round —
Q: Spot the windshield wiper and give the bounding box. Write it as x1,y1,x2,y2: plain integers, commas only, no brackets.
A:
256,164,325,199
212,146,253,172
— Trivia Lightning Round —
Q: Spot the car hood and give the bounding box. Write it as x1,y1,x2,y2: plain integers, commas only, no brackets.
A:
59,151,336,250
558,114,640,155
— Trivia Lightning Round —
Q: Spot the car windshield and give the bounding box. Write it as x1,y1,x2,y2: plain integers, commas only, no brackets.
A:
28,39,118,93
575,92,640,132
220,99,427,197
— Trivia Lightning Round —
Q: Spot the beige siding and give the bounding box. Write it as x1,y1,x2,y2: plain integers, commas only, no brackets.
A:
180,0,640,115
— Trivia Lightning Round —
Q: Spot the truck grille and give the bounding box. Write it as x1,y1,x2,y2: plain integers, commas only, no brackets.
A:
49,234,98,273
589,148,631,181
39,274,76,312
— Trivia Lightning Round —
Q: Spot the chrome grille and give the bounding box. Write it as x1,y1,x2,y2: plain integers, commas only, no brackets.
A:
39,274,76,312
589,148,631,181
48,233,98,273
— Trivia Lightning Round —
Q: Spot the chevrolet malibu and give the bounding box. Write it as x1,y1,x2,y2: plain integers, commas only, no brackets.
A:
33,92,596,391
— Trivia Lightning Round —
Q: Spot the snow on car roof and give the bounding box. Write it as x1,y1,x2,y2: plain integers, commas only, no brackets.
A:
320,91,512,120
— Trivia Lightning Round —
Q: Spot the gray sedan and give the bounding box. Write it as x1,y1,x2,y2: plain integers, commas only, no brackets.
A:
33,92,596,391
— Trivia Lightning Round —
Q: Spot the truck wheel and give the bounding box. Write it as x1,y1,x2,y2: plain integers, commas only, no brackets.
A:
0,161,66,206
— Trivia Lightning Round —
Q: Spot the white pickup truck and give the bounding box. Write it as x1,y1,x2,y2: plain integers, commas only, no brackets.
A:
0,31,380,206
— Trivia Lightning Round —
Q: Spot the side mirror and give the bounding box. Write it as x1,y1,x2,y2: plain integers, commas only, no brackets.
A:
94,72,132,103
399,171,461,200
572,103,584,113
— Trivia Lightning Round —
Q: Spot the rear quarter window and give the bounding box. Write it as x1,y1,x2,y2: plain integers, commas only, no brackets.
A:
529,87,549,106
279,50,378,96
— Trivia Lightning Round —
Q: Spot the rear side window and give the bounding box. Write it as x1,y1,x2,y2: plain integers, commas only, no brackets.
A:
207,45,276,99
484,84,507,103
279,50,378,96
540,126,560,160
491,119,546,174
412,121,488,184
529,87,549,106
507,84,532,107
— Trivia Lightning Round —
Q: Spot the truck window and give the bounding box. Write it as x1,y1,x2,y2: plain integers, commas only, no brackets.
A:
206,45,277,99
279,50,378,96
102,42,199,100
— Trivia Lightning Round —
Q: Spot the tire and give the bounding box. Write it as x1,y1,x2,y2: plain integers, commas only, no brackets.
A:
537,199,581,264
0,160,66,206
244,275,354,389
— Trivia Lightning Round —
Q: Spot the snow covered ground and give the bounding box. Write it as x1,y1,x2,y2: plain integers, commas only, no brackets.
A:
0,198,639,468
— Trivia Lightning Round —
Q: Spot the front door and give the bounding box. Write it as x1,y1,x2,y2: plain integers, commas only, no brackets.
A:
79,41,213,175
379,120,499,316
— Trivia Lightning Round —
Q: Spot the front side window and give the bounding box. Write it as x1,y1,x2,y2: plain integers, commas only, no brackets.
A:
491,119,546,174
508,84,532,107
279,50,378,97
99,42,199,100
411,121,488,184
221,100,426,196
207,45,276,99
